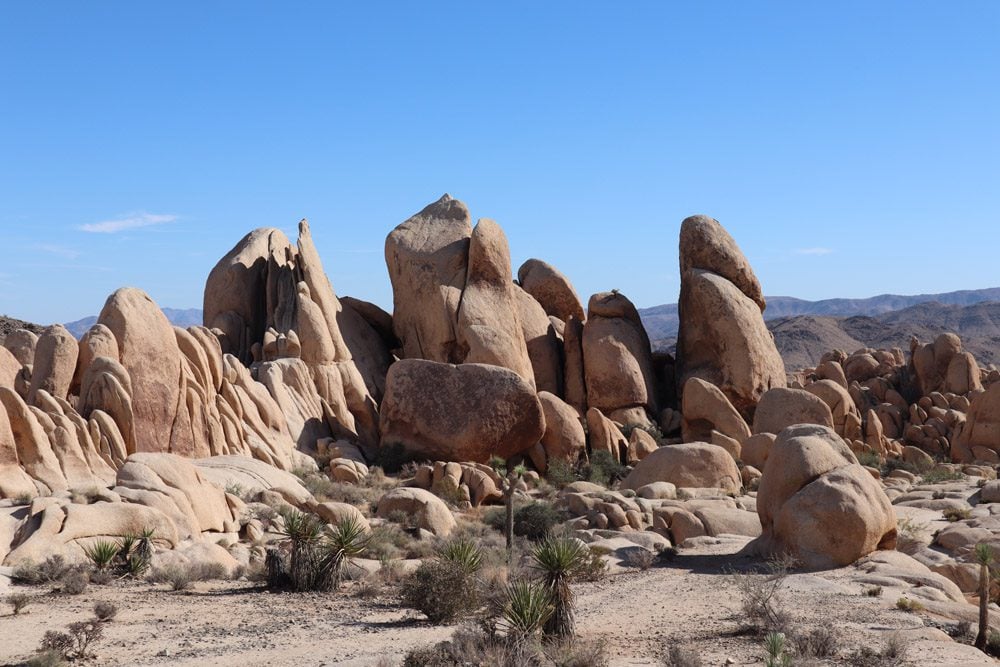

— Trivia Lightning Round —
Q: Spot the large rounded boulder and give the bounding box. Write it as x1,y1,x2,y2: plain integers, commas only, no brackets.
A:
752,387,834,435
755,424,897,568
622,442,741,494
379,359,545,463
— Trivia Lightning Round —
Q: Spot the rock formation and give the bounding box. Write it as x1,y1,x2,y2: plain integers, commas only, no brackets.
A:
675,215,785,420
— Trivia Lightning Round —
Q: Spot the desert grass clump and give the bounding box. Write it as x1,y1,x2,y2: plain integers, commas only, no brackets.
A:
438,537,484,575
792,626,836,659
921,468,966,484
863,585,883,597
586,450,626,487
895,596,924,613
943,507,972,522
7,592,31,615
531,536,590,637
895,517,928,556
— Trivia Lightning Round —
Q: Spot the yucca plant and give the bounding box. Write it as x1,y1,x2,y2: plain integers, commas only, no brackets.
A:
83,540,118,570
437,538,484,576
316,516,370,590
117,532,138,561
278,509,325,591
976,543,994,651
501,580,553,643
531,536,589,637
764,632,791,667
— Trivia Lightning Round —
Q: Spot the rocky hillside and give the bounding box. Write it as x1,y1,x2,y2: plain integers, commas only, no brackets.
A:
0,315,42,341
771,301,1000,370
639,287,1000,342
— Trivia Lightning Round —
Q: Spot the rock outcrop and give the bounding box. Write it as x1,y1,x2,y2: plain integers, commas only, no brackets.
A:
675,215,785,420
755,425,897,568
517,258,586,323
379,359,544,463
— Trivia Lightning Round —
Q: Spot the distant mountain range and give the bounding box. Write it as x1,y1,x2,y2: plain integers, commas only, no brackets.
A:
640,287,1000,370
63,308,203,338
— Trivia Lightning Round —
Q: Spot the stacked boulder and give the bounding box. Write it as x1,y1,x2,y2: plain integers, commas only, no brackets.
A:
675,215,786,422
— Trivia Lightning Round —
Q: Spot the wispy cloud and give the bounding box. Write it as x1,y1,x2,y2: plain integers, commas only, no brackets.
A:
793,247,834,256
34,243,81,260
80,211,178,233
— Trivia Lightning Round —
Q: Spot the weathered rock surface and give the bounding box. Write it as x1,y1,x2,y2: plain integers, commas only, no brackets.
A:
622,442,741,494
752,387,834,435
379,359,544,463
583,291,657,426
755,425,897,568
517,258,585,323
385,194,471,363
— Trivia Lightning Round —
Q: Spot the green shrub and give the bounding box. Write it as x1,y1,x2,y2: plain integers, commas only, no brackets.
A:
83,540,118,570
896,597,924,612
921,468,966,484
500,580,553,642
587,450,626,487
438,538,484,575
546,460,579,488
943,507,972,522
512,502,563,541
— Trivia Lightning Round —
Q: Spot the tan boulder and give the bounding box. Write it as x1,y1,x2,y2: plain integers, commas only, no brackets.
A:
72,324,120,395
116,453,237,537
844,353,880,383
99,288,187,454
752,387,834,435
3,329,38,367
0,387,66,492
538,392,586,467
804,379,860,439
741,433,775,470
385,194,471,363
582,291,657,426
945,351,982,395
316,502,370,531
814,360,848,388
375,487,455,536
680,377,751,444
379,359,544,463
204,227,298,364
516,258,585,323
193,455,312,507
456,218,534,384
27,325,78,404
513,286,562,395
755,424,896,568
586,408,628,463
0,347,20,392
562,316,587,416
957,382,1000,454
676,269,785,420
628,428,659,464
622,442,741,494
678,215,765,310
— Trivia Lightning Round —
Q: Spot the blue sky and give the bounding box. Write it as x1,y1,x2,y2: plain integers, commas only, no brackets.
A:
1,2,998,325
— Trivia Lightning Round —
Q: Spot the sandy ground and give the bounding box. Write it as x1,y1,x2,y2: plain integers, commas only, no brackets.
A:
1,538,995,666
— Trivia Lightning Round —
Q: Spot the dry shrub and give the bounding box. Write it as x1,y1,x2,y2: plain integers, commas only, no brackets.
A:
149,561,228,591
93,601,118,622
730,558,792,635
7,592,31,615
60,571,89,596
663,645,703,667
402,626,608,667
792,626,836,659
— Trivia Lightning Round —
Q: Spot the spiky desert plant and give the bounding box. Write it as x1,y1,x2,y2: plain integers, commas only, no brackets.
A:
438,538,484,576
117,532,138,561
127,527,155,577
976,543,994,651
83,540,118,571
316,516,370,590
278,509,324,591
764,632,791,667
501,580,553,643
531,536,589,637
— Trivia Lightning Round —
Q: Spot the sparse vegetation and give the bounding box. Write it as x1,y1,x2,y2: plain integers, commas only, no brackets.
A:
856,451,881,469
7,592,31,615
622,548,655,570
731,558,792,635
586,450,626,487
895,596,924,612
83,539,119,570
499,580,553,643
94,600,118,622
864,585,883,597
791,626,836,659
663,645,704,667
943,506,972,522
763,632,791,667
976,542,994,651
149,561,228,591
895,517,928,555
402,558,481,624
921,468,966,484
531,536,590,637
513,501,563,541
